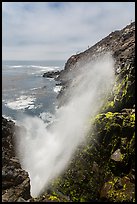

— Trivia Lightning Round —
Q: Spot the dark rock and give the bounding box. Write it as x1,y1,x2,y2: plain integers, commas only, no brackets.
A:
2,117,31,202
43,70,61,78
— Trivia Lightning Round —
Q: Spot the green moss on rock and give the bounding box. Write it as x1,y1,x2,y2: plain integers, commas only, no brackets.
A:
55,109,135,202
100,176,135,202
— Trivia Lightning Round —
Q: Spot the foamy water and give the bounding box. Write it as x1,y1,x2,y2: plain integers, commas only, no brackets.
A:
2,60,65,123
5,95,36,110
53,85,62,93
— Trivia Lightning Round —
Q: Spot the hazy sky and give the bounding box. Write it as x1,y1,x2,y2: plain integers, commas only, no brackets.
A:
2,2,135,61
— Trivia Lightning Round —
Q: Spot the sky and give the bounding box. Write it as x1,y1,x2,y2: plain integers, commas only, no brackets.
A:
2,2,135,61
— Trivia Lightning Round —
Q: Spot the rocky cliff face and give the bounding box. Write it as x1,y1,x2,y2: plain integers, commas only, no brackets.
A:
55,22,135,202
2,22,135,202
57,22,135,111
2,117,31,202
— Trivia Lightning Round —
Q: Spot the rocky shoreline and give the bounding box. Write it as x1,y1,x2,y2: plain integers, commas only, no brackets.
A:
2,22,135,202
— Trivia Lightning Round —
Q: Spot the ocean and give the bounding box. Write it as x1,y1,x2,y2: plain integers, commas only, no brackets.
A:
2,60,65,124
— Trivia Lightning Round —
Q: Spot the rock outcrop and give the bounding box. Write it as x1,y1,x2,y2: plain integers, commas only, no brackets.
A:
43,70,61,78
2,117,31,202
2,22,135,202
57,22,135,110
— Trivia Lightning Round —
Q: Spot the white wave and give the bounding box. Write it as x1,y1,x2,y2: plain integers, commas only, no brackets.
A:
30,87,40,91
9,65,24,68
8,64,60,71
29,65,60,70
2,114,17,123
3,115,26,127
29,65,54,69
5,95,36,110
49,78,54,81
28,105,35,110
53,86,62,93
39,112,55,125
41,68,55,72
2,114,24,127
31,68,56,76
27,65,60,72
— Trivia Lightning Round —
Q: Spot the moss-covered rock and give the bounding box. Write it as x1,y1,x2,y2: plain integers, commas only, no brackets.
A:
54,109,135,202
100,176,135,202
55,23,135,202
29,190,71,202
102,61,135,113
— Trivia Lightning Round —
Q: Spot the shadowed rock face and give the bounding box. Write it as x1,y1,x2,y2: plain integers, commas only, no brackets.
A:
2,117,31,202
2,22,135,202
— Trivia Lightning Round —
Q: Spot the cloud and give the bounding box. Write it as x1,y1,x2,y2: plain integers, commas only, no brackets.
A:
2,2,135,60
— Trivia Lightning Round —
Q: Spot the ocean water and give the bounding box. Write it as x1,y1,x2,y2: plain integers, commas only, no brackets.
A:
2,60,65,124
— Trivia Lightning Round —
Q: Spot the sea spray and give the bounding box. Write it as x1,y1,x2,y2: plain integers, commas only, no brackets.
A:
15,53,115,197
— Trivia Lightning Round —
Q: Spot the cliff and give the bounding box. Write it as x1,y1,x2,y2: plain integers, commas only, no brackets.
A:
55,22,135,202
2,22,135,202
57,22,135,111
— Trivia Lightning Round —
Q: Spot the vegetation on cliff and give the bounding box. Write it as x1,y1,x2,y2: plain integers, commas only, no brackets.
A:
53,22,135,202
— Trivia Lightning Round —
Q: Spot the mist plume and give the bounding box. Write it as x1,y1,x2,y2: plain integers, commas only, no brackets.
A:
15,53,115,197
